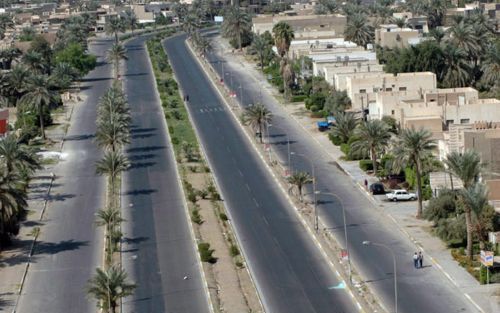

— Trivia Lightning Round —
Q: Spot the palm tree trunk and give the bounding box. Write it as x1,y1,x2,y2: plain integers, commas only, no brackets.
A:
260,54,264,72
39,102,45,140
465,208,473,261
111,301,117,313
115,32,119,44
115,60,119,80
415,161,423,218
371,147,377,175
258,122,263,144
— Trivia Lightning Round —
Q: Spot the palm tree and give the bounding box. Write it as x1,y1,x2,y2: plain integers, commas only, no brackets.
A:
447,21,480,60
391,17,406,28
241,104,272,143
344,14,374,48
350,120,391,175
0,170,27,248
330,111,358,144
249,34,271,72
427,0,448,28
287,171,313,201
22,50,46,74
392,127,436,218
95,207,124,262
429,28,445,44
444,150,482,260
441,44,470,88
105,16,125,44
221,7,252,51
0,134,41,177
51,62,79,90
0,48,21,70
95,150,129,208
481,43,500,88
272,21,295,58
461,183,490,251
7,65,29,102
107,43,128,80
95,114,131,152
20,75,53,140
123,9,137,34
87,266,136,313
183,13,199,36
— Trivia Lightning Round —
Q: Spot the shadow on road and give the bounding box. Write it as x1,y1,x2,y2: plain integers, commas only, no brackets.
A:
128,162,156,170
35,239,89,255
123,189,157,196
126,146,166,154
131,133,156,139
128,153,157,162
130,127,157,133
0,293,14,311
65,134,96,141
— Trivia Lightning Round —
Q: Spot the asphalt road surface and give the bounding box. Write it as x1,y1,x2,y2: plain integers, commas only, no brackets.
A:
15,38,112,313
164,34,358,313
120,35,210,313
204,32,479,313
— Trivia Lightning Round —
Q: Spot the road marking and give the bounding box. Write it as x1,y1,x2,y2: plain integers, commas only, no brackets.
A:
245,183,251,191
328,282,346,289
253,198,260,207
238,169,243,177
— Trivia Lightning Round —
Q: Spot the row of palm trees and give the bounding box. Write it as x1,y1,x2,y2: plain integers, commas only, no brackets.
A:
0,134,41,250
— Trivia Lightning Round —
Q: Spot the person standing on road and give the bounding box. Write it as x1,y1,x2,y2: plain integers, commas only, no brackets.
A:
364,179,368,190
413,252,419,268
418,251,424,268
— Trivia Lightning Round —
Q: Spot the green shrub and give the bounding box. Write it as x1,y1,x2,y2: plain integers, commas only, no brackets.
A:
235,261,244,268
171,137,179,145
187,191,198,204
172,110,183,120
230,245,240,257
359,159,373,172
328,133,343,146
168,126,174,134
340,143,350,156
291,95,307,102
191,208,202,225
197,189,209,199
198,242,216,263
219,213,228,221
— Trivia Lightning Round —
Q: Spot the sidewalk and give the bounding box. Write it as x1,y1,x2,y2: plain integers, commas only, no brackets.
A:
0,94,81,313
215,37,500,313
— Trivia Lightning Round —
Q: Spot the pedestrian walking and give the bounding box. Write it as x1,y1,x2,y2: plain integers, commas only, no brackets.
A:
418,251,424,268
413,252,419,268
364,179,368,190
186,94,190,102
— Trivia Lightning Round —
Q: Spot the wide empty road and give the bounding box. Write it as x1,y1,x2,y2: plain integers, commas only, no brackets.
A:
16,38,111,313
164,35,357,313
120,36,210,313
205,32,479,313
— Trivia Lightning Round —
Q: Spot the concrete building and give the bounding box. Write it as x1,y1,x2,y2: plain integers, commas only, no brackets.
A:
252,14,347,40
289,38,360,59
375,24,420,49
344,72,437,110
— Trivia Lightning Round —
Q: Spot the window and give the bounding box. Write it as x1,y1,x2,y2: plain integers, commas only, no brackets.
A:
360,89,366,94
391,110,395,115
399,87,407,91
460,118,470,124
446,119,454,126
386,88,392,92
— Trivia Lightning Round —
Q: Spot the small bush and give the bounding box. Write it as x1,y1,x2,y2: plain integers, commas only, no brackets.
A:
198,242,216,263
219,213,228,221
230,245,240,257
172,110,183,120
191,208,202,224
328,133,342,146
291,95,307,102
187,191,198,204
188,166,197,173
168,126,174,134
204,166,211,173
340,143,350,156
359,160,373,172
207,183,221,200
235,261,244,268
184,180,194,192
171,137,180,145
198,189,209,199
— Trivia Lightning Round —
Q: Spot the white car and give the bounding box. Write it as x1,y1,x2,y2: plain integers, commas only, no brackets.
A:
386,189,417,201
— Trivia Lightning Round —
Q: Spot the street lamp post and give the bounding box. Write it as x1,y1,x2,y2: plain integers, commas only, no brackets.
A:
290,152,317,232
316,191,351,284
363,241,398,313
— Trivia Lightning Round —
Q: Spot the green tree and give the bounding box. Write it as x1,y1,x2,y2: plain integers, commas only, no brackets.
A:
107,43,128,80
51,62,80,90
272,21,295,58
30,35,53,75
20,75,53,140
324,90,351,113
350,120,391,175
392,127,436,218
344,14,374,48
461,183,492,250
248,34,273,71
0,134,40,177
0,47,21,70
105,16,126,44
21,51,46,74
95,151,130,208
241,104,272,143
19,27,35,41
221,7,252,51
0,170,27,248
441,44,470,88
123,9,138,33
446,21,479,61
444,150,483,260
287,171,313,201
481,43,500,89
330,111,358,144
55,43,97,76
87,266,136,313
95,207,124,263
6,65,29,104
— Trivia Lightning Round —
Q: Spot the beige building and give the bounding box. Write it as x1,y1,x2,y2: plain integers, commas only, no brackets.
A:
344,72,437,110
252,14,347,40
375,24,420,49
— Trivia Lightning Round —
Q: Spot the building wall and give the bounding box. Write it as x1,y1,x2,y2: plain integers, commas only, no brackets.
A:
375,27,419,49
322,63,383,86
464,129,500,180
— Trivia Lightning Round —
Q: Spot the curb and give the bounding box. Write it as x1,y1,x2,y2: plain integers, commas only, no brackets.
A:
187,39,367,313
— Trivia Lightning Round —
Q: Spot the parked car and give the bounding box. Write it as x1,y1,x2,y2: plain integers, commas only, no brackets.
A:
369,183,386,195
386,189,417,201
